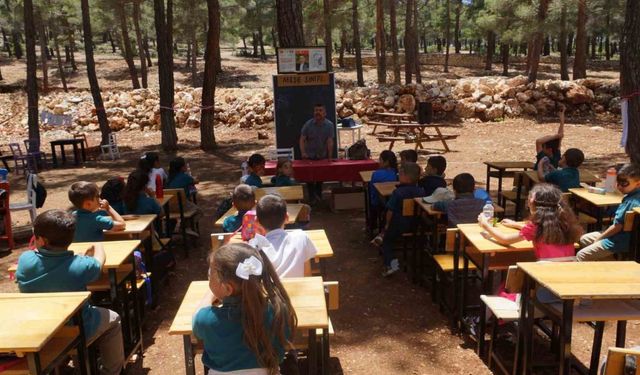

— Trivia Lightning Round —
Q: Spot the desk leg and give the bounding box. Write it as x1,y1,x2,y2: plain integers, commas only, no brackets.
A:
73,309,89,375
486,166,491,192
363,182,371,236
452,233,461,333
497,170,504,198
589,321,605,375
308,329,318,375
518,274,532,375
80,142,86,162
389,127,400,150
477,254,489,358
615,320,627,347
183,335,196,375
559,299,574,375
27,353,42,375
73,144,80,165
322,328,329,375
51,144,58,167
61,145,67,165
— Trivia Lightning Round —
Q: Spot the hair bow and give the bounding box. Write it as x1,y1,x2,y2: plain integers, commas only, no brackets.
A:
235,255,263,280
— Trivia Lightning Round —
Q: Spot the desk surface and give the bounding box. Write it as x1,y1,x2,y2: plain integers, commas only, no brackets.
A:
156,195,174,207
105,214,156,235
517,261,640,300
413,198,444,217
458,223,533,253
255,186,304,201
373,182,398,198
484,161,534,170
228,229,333,259
0,292,90,352
69,240,140,269
359,170,374,183
215,204,303,227
569,188,623,207
523,170,600,185
50,138,84,145
168,277,328,335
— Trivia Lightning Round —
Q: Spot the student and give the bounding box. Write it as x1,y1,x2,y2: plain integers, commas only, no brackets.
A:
16,210,125,375
370,150,399,211
478,183,582,260
223,184,255,233
432,173,486,227
139,152,167,195
249,194,318,278
167,156,198,198
193,243,296,374
534,106,565,173
243,154,266,188
577,163,640,261
122,170,162,216
378,162,425,277
419,155,447,196
399,149,418,163
69,181,126,242
100,177,126,215
271,159,296,187
537,148,585,192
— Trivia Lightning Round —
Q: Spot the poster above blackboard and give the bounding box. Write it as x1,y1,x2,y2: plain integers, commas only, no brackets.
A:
277,47,328,74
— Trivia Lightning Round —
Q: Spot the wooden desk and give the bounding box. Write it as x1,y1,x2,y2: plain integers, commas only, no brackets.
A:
0,292,91,374
359,171,375,236
156,194,175,237
457,223,535,357
214,204,304,228
169,277,329,375
105,214,156,238
522,170,600,186
373,181,398,199
359,170,373,183
50,138,86,167
484,161,534,195
569,188,623,229
517,261,640,375
255,185,305,201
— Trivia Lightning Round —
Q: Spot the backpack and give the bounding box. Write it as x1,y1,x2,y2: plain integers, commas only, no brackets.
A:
33,179,47,208
347,139,370,160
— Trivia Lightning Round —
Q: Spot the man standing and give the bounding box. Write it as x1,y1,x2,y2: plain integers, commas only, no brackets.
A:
299,103,335,201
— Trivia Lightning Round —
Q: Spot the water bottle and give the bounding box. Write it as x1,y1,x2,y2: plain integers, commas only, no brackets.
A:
483,203,495,226
604,167,617,193
155,174,164,198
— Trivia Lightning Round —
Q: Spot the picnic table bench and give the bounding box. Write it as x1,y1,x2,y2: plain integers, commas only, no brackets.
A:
368,121,459,153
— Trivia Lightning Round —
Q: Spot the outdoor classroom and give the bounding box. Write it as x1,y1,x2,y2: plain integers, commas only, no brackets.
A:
1,1,640,375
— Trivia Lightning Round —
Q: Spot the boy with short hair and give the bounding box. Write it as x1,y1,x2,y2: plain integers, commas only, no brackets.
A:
242,154,266,188
16,210,125,375
399,149,418,163
538,147,585,192
534,106,565,173
69,181,125,242
577,163,640,261
419,155,447,196
222,184,255,232
432,173,486,227
380,162,425,276
249,194,317,278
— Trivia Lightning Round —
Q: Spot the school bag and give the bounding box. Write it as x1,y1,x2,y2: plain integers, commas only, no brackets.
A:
347,139,370,160
32,178,47,208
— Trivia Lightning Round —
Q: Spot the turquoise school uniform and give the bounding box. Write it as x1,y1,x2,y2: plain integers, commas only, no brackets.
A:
222,211,247,233
545,167,580,192
123,193,162,215
192,295,286,372
167,172,196,197
601,188,640,253
16,248,102,337
74,209,113,242
534,149,561,170
271,175,295,187
244,174,263,188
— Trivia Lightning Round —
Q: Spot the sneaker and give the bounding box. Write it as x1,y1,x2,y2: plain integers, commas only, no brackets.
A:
370,235,383,247
381,259,400,277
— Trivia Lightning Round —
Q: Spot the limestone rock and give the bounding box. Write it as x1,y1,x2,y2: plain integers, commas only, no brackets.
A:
397,94,416,113
566,85,594,104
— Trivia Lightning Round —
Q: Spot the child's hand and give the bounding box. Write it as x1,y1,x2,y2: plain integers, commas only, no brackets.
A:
84,245,95,257
99,199,110,210
477,214,488,228
501,219,516,227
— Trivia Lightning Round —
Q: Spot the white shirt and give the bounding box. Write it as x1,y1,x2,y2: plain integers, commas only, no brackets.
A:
147,167,167,192
249,229,317,278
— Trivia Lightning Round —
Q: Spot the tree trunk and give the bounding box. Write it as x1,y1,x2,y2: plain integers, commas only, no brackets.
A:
485,31,495,71
81,0,111,145
590,34,597,60
444,0,451,73
200,0,220,151
108,30,117,53
143,33,153,67
323,0,333,71
573,0,587,79
500,43,509,76
258,26,266,61
24,0,39,144
528,0,550,83
412,0,421,83
117,1,140,88
375,0,386,84
252,32,258,57
36,11,48,92
559,3,570,80
543,35,551,56
276,0,304,47
186,42,191,68
2,28,12,56
567,32,574,56
404,0,415,84
271,27,277,48
454,0,461,54
133,0,148,88
338,28,346,68
621,0,640,164
154,0,178,151
605,9,611,61
352,0,364,87
12,30,22,59
53,32,67,91
389,0,400,84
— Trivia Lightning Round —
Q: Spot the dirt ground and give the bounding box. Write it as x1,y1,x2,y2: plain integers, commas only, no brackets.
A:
0,50,633,374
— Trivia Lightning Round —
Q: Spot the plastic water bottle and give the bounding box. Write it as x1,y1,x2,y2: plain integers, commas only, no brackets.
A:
155,174,164,199
604,167,617,193
483,203,495,225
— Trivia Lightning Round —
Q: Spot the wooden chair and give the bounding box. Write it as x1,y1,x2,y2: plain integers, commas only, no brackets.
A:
601,347,640,375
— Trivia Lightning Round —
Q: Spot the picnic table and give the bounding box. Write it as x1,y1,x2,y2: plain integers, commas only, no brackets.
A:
518,261,640,375
264,159,378,183
169,277,329,375
50,138,86,167
0,292,91,375
370,112,415,131
368,121,459,153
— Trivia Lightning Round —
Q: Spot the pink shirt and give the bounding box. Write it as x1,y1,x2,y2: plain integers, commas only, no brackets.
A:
519,222,575,260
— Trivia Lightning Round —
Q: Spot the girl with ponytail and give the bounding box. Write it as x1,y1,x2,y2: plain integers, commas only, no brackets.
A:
193,243,297,375
478,183,582,259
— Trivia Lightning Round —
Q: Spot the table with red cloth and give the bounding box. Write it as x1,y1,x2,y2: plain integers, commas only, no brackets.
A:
264,159,378,182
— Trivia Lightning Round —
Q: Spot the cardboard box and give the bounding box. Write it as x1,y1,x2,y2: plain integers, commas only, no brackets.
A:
330,187,364,211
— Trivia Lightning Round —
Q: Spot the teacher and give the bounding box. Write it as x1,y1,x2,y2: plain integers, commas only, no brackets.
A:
299,103,335,201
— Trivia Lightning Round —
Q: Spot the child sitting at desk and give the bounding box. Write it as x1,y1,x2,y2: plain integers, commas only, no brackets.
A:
378,162,425,277
122,170,162,216
249,194,318,278
16,210,125,375
271,159,296,186
537,148,584,192
577,163,640,261
223,184,255,232
69,181,126,242
193,243,295,374
431,173,486,227
534,106,565,173
419,155,447,196
370,151,399,225
100,177,126,215
242,153,266,188
167,156,198,199
399,149,418,163
139,152,167,195
478,183,581,260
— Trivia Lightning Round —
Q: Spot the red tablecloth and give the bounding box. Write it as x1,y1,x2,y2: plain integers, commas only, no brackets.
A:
264,159,378,182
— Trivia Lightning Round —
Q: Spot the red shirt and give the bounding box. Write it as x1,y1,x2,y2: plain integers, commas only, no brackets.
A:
519,222,575,260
